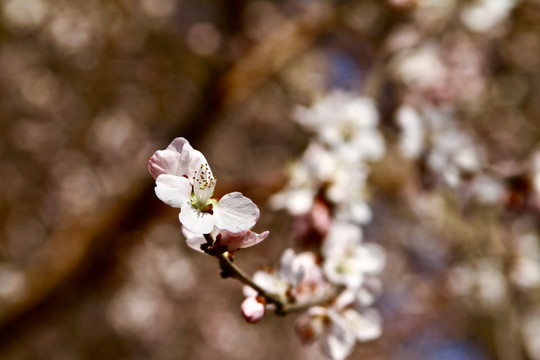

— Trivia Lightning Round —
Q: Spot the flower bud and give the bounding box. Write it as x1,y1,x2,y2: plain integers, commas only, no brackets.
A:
241,296,266,323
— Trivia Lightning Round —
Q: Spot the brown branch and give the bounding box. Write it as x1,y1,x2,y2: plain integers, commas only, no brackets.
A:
213,250,339,316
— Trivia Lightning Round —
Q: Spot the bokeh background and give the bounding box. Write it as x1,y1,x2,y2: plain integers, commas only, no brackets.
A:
1,0,540,359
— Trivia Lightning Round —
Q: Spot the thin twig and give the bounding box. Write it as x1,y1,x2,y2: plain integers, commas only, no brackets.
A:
214,252,284,306
203,233,338,315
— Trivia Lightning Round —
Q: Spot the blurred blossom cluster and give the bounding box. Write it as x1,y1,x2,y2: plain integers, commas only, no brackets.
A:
1,0,540,360
272,91,383,223
252,93,387,359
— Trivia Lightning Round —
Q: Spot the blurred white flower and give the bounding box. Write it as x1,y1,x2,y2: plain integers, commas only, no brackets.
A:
469,175,505,204
423,107,483,187
270,142,372,224
532,151,540,197
397,104,424,159
2,0,48,32
0,264,26,302
392,44,446,91
448,260,507,308
511,232,540,289
461,0,516,33
295,290,382,360
294,91,385,162
322,222,386,289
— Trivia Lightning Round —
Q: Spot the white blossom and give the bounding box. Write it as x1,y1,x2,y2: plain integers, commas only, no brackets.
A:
148,137,260,234
448,260,507,308
461,0,516,33
413,106,484,187
294,91,385,162
322,222,385,289
270,142,373,224
392,44,446,91
511,233,540,289
397,104,424,159
295,290,382,360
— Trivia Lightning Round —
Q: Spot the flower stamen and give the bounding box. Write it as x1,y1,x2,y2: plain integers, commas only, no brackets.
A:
192,163,217,207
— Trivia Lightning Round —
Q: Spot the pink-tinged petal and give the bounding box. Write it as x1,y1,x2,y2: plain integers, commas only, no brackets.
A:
213,192,260,232
217,230,269,251
179,202,216,234
166,137,192,152
241,296,266,323
181,227,206,252
154,175,192,208
148,137,194,179
182,227,220,252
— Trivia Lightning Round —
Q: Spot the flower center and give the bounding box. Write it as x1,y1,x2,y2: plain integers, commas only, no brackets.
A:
192,163,217,209
339,121,355,142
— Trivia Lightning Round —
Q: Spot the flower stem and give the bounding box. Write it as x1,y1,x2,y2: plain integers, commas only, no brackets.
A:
214,251,285,306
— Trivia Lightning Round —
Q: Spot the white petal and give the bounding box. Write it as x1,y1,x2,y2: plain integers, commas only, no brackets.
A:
322,221,363,256
188,150,209,179
324,262,365,289
154,175,192,208
359,243,386,274
354,288,376,307
269,188,314,214
344,308,382,341
243,284,258,298
213,192,260,232
166,137,192,152
333,290,357,311
192,163,216,204
252,271,287,296
179,202,215,234
181,226,206,252
279,248,296,282
320,321,356,360
335,201,373,225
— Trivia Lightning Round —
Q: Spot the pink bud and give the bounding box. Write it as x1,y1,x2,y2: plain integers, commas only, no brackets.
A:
241,296,266,323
